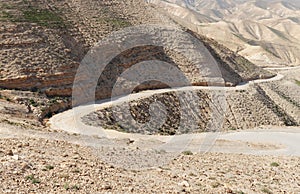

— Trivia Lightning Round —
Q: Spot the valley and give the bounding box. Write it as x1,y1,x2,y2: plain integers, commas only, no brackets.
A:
0,0,299,193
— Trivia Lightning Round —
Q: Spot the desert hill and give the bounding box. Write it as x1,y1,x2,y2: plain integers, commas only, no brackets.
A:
149,0,300,67
0,0,273,101
0,1,299,193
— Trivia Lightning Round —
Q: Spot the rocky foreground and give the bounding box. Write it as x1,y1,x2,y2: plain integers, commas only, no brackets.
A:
0,135,300,194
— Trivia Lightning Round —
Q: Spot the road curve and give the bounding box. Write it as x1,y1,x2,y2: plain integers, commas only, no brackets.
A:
264,65,300,71
49,73,284,137
49,72,300,156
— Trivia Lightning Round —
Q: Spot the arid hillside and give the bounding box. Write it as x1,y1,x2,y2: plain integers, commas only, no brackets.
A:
0,1,300,193
0,0,273,100
150,0,300,67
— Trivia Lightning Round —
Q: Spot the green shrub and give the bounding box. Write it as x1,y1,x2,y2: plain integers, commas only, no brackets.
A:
29,98,38,107
262,187,273,194
1,2,67,28
99,17,130,28
270,162,279,167
45,165,54,170
25,174,41,184
1,3,14,9
0,11,14,20
63,183,80,191
72,185,80,191
182,150,193,155
22,8,65,28
229,127,237,131
64,183,70,190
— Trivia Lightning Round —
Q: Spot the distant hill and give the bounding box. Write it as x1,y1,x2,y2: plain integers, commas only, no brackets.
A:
149,0,300,67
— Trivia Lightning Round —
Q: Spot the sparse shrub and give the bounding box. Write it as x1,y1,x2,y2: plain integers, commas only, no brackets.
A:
29,98,38,107
1,3,66,28
32,178,41,184
211,182,221,188
295,80,300,86
98,17,130,28
72,185,80,191
270,162,279,167
25,174,34,180
25,174,41,184
5,97,11,102
262,187,272,194
182,150,193,155
1,3,14,9
72,168,80,173
229,127,237,131
59,173,69,179
49,97,61,104
64,183,70,190
1,11,13,20
45,165,54,170
63,183,79,190
22,8,65,28
109,18,130,28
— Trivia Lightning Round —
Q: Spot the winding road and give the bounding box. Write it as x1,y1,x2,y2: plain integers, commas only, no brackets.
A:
48,68,300,157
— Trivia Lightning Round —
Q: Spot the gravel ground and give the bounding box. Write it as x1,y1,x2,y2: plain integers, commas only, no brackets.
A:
1,136,300,194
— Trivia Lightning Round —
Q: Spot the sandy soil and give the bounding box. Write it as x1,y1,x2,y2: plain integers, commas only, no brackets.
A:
1,123,300,193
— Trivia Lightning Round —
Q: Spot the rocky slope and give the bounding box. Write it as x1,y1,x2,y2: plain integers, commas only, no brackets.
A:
83,67,300,135
83,85,297,135
0,0,273,101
